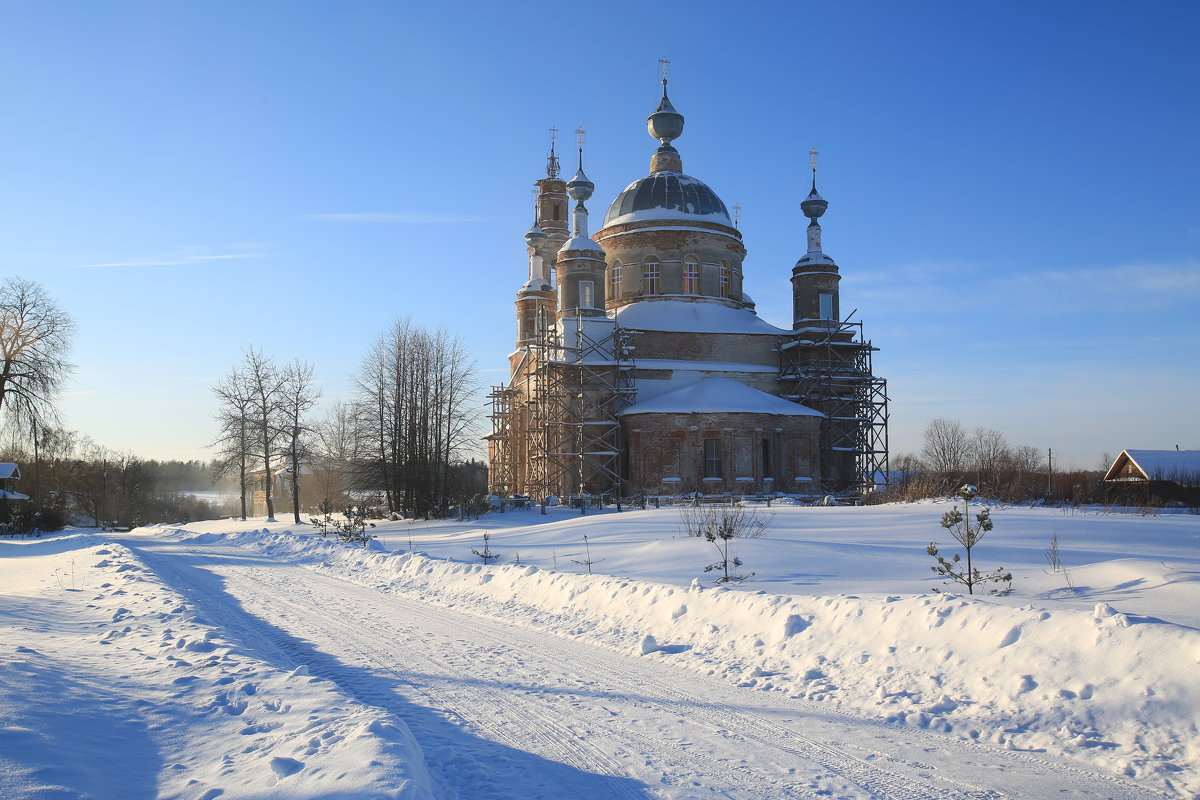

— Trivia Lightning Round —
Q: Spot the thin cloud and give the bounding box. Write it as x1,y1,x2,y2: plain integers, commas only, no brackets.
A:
77,252,271,269
1027,261,1200,294
307,212,502,224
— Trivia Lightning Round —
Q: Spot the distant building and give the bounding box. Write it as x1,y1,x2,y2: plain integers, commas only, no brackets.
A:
1104,450,1200,486
248,458,315,517
487,76,887,500
0,463,29,525
0,463,28,502
1103,449,1200,504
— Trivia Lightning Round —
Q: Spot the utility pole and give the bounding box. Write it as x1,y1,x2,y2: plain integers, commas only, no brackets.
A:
1047,447,1053,496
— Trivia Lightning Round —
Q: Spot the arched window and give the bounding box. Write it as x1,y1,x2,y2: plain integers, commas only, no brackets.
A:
609,261,622,299
719,260,732,298
683,258,700,294
643,258,660,295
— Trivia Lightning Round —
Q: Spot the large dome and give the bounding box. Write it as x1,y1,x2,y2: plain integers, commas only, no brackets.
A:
602,171,732,228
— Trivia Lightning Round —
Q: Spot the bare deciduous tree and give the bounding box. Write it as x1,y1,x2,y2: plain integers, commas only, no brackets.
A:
0,277,75,427
922,418,969,474
280,359,320,524
355,319,479,518
243,347,288,521
211,365,255,520
313,399,364,508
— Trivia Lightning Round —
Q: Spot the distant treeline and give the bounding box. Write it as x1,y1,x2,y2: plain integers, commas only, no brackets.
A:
0,425,233,529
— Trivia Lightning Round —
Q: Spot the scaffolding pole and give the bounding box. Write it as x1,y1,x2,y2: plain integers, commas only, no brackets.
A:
779,318,889,498
486,317,635,502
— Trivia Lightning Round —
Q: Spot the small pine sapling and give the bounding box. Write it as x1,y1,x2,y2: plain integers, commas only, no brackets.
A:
471,532,500,564
309,499,337,538
687,505,766,583
927,484,1012,595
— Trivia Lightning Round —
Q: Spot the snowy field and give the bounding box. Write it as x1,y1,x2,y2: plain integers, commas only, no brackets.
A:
1,500,1197,799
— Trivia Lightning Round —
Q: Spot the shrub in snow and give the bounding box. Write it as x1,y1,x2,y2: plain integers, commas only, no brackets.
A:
311,501,373,546
926,484,1012,595
680,504,768,583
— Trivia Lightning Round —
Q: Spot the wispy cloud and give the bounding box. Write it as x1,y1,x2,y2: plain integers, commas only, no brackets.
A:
852,258,1200,310
307,212,502,224
77,250,271,269
1020,261,1200,294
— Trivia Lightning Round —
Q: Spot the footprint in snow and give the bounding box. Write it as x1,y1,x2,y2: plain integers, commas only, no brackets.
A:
269,756,304,780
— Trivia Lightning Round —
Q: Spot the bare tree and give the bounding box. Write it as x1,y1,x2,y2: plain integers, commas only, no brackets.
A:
922,418,969,474
0,277,75,428
211,365,254,520
355,319,480,518
279,359,320,524
970,427,1010,491
242,347,287,521
313,399,364,508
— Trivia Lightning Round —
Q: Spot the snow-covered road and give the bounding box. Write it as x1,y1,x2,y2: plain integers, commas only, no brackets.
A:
113,531,1169,800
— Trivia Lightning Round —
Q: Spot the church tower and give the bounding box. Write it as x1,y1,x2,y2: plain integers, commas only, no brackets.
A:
790,150,841,329
555,128,606,320
513,204,554,349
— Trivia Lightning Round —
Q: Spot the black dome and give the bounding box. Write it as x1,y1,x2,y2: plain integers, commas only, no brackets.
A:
602,172,732,228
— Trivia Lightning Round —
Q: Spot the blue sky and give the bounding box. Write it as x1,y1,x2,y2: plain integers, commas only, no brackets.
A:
1,0,1196,469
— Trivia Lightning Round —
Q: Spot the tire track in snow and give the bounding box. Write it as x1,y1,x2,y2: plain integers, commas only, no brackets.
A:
232,563,763,800
215,561,999,799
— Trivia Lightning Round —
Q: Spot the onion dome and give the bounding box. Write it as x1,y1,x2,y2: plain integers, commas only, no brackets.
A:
524,218,547,249
647,80,685,144
567,167,594,202
801,185,828,220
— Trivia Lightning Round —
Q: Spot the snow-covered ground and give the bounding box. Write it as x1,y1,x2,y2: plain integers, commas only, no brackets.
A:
1,500,1197,799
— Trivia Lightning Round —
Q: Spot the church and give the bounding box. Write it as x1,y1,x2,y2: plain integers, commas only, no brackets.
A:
487,76,888,501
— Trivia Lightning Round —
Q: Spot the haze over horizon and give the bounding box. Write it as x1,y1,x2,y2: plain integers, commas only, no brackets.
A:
2,1,1197,470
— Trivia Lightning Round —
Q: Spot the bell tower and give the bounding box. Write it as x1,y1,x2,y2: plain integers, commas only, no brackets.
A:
791,149,841,329
555,127,606,320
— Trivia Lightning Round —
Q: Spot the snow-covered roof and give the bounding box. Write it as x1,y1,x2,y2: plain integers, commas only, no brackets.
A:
633,358,778,374
602,172,732,228
1104,450,1200,484
0,463,19,480
518,278,553,294
614,299,788,335
0,489,28,501
561,236,603,252
793,251,837,267
604,207,733,228
620,377,822,417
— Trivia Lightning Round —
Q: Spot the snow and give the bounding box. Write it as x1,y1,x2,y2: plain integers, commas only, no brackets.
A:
633,358,779,373
603,207,734,227
559,236,603,252
621,377,824,417
2,501,1197,798
615,298,790,334
795,253,837,267
599,224,743,240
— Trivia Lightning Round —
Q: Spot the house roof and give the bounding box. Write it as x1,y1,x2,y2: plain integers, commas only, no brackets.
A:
1103,450,1200,484
0,463,20,480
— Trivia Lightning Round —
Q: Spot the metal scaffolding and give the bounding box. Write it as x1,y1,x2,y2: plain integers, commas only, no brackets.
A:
487,318,635,501
779,318,889,497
